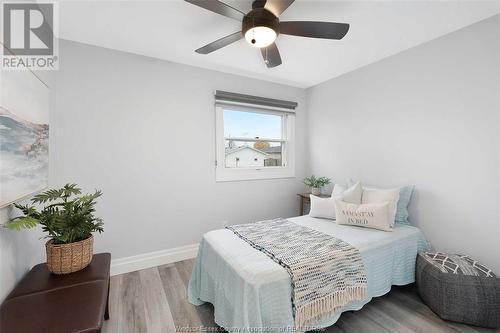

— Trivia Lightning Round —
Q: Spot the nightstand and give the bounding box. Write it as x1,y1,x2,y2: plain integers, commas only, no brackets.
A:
297,193,331,216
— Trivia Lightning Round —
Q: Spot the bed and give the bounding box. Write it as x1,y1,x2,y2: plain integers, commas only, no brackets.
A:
188,215,430,332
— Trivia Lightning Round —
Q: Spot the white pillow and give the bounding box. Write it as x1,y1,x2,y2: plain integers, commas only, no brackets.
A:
334,200,392,232
361,188,400,227
332,184,346,196
309,182,362,220
332,181,362,204
309,195,336,219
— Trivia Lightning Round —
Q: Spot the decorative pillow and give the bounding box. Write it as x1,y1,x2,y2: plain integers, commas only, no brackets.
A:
396,185,415,225
309,195,336,219
362,188,400,228
331,184,346,196
334,200,392,231
332,181,362,204
309,182,363,220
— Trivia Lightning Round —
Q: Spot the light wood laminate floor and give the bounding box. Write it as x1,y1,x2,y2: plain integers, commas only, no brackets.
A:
103,259,499,333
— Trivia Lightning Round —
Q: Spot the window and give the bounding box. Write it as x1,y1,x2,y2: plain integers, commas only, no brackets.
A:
216,104,295,182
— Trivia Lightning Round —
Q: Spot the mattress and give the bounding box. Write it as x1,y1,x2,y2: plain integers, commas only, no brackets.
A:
188,215,430,332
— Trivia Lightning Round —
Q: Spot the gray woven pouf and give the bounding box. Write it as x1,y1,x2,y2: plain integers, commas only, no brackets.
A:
416,252,500,328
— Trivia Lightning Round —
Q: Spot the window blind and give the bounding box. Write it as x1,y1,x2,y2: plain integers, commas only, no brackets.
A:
215,90,298,113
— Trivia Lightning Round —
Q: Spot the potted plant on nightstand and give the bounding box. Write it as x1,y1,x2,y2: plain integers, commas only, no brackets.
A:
303,175,331,195
6,184,104,274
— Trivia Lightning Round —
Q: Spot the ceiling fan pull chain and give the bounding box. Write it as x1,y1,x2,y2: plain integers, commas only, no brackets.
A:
251,17,257,45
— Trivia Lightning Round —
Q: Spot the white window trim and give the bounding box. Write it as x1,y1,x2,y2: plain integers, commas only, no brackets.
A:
215,104,295,182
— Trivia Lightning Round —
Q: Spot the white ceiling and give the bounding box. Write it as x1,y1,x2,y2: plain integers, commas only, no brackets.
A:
58,0,500,88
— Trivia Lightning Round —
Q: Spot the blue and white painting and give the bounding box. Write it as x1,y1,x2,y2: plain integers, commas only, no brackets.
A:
0,69,50,207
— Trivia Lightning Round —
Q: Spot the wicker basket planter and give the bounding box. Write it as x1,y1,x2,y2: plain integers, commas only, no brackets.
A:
45,235,94,274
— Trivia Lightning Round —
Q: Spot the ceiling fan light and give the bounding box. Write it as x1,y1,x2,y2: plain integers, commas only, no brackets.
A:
244,26,277,48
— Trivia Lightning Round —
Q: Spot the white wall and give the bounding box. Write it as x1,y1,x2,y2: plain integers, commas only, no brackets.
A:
0,209,46,301
50,40,307,260
306,15,500,273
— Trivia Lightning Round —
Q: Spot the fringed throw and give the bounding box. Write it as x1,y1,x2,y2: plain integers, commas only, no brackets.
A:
227,219,367,329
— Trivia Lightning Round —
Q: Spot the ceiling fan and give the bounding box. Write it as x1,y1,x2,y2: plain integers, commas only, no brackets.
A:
185,0,350,68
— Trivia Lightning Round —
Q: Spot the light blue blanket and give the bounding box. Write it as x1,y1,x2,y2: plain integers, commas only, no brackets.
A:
188,215,430,332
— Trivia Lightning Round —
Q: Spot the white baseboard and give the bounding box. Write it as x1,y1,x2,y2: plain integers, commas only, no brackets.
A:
110,243,199,276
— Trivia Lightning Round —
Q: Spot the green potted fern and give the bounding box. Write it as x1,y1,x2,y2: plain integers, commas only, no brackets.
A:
303,175,331,195
6,184,104,274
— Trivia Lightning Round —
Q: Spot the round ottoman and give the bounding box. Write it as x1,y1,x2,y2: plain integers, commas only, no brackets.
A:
416,252,500,328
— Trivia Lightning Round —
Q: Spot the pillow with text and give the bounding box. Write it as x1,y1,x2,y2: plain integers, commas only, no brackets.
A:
335,200,392,231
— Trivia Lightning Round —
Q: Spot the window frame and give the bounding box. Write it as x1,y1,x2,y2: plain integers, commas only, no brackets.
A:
215,103,295,182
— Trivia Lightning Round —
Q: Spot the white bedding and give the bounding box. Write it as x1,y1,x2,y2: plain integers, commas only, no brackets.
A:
188,215,430,332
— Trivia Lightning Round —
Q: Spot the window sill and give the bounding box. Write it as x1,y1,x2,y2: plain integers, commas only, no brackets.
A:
215,167,295,182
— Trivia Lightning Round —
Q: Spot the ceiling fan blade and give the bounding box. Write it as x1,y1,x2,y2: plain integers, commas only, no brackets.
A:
261,42,282,68
195,31,243,54
264,0,295,17
280,21,350,40
185,0,245,21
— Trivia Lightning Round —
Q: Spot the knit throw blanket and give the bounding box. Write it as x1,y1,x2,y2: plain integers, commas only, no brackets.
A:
227,219,367,329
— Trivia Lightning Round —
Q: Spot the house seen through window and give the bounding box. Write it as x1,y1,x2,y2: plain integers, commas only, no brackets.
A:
224,109,284,168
